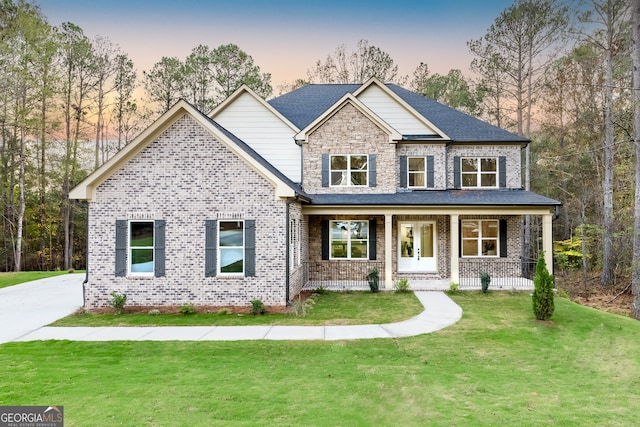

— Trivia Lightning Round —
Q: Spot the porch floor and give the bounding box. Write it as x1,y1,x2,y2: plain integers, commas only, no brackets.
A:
302,277,534,292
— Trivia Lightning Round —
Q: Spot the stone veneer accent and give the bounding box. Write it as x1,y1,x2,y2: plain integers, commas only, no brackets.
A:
302,103,396,194
86,114,300,308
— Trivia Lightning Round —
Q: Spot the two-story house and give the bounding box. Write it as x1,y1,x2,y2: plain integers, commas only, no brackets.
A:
70,78,560,309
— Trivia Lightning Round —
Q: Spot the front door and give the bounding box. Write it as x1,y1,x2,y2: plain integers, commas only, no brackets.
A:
398,221,437,272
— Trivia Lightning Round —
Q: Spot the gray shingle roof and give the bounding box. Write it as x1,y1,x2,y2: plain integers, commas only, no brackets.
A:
268,83,528,143
307,190,561,207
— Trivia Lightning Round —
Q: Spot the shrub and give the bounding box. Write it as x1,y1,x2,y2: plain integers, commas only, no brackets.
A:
314,286,327,295
290,295,316,317
148,309,161,316
393,277,410,293
250,299,265,315
366,267,380,293
449,282,460,293
180,303,196,315
110,291,127,315
480,272,491,294
532,252,555,320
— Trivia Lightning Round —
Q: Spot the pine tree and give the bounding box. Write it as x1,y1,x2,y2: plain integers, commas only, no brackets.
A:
533,252,555,320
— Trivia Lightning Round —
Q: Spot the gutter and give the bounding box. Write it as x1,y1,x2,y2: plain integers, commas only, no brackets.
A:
81,201,88,308
285,200,291,304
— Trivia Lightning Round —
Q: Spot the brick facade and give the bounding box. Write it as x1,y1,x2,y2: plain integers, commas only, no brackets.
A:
86,115,298,308
302,103,396,194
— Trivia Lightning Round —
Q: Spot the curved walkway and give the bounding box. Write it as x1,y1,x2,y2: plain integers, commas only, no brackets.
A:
3,275,462,343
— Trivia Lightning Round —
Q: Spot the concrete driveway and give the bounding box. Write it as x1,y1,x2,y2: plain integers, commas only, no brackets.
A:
0,273,84,344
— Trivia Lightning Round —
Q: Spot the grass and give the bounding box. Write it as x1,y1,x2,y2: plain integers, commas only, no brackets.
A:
0,270,80,289
52,291,424,326
2,292,640,426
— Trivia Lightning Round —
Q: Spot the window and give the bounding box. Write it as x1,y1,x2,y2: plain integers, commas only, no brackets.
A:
116,219,165,278
129,221,154,274
219,220,244,274
330,155,368,186
462,220,499,257
461,157,497,188
408,157,426,188
330,220,368,259
205,219,255,277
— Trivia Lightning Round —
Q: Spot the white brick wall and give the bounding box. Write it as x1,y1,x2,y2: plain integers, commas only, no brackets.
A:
86,115,297,308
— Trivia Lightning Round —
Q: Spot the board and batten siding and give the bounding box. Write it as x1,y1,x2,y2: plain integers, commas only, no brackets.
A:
214,92,301,182
357,85,438,136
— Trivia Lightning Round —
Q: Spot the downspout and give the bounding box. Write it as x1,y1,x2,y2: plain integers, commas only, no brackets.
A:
285,200,291,304
81,201,88,308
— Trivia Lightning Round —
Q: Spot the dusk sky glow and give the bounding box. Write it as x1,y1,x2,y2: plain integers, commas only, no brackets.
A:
39,0,516,90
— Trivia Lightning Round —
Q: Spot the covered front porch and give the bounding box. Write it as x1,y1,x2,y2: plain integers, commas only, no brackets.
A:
300,203,555,292
301,257,539,291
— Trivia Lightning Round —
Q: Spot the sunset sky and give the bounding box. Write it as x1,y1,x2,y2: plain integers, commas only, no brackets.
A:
39,0,516,89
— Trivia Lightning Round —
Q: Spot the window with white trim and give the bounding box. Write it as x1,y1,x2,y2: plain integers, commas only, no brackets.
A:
330,220,368,259
408,156,426,188
330,155,368,186
461,157,497,188
462,219,499,257
219,220,244,274
129,221,154,275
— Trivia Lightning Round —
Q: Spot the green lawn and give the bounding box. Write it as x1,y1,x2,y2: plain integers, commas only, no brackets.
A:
0,270,79,289
52,291,424,326
1,292,639,426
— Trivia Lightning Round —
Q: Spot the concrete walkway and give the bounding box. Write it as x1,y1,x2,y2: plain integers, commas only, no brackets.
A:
2,274,462,343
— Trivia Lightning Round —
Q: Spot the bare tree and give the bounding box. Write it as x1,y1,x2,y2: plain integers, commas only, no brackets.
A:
112,53,137,150
308,39,399,83
91,35,118,167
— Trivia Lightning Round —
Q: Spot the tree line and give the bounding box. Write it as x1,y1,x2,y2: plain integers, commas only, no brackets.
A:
2,0,640,317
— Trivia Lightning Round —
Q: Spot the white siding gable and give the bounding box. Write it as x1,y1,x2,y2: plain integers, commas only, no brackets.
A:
214,92,301,182
357,85,439,137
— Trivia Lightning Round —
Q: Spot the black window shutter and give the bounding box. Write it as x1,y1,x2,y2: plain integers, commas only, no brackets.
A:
499,156,507,188
115,220,127,277
427,155,435,188
205,220,217,277
245,220,256,277
499,219,508,258
321,154,329,187
453,156,461,189
369,219,377,260
458,219,462,258
399,155,407,188
154,220,166,277
369,154,377,187
321,220,329,260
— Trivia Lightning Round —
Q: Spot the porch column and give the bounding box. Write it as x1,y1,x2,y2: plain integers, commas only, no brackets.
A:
542,213,554,275
385,214,393,289
450,214,459,283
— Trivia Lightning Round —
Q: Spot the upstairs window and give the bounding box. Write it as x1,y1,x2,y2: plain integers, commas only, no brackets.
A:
330,155,368,186
461,157,497,188
400,155,434,189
